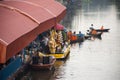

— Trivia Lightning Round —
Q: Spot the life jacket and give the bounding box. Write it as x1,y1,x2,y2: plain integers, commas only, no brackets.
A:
91,30,97,35
74,36,77,40
71,34,77,41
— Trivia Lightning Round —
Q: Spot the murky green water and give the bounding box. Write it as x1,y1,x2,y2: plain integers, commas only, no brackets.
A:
22,0,120,80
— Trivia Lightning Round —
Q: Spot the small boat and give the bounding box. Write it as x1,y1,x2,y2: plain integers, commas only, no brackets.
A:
30,55,56,70
85,32,102,39
46,45,70,60
95,29,110,32
91,32,102,37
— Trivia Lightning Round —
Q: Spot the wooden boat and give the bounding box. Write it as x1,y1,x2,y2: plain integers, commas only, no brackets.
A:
95,29,110,32
85,32,102,39
46,45,70,60
30,56,56,70
91,32,102,37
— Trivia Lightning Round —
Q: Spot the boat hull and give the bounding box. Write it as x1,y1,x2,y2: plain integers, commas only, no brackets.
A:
30,58,56,70
95,29,110,32
46,45,70,60
85,32,102,39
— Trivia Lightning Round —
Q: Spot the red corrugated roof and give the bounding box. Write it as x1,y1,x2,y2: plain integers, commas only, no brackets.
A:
24,0,66,22
0,0,66,63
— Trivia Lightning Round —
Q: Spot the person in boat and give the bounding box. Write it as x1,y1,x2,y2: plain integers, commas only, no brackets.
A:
32,52,40,64
48,35,56,54
40,36,46,52
92,29,97,35
43,35,50,53
50,28,57,40
89,24,95,33
57,31,63,45
67,30,72,41
62,40,67,52
78,31,84,38
71,31,77,43
89,24,96,34
88,29,97,40
78,31,85,42
86,30,90,35
62,29,68,42
89,24,94,30
38,52,45,62
56,30,63,52
100,26,104,30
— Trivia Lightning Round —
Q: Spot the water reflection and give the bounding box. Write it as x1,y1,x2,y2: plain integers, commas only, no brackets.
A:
60,0,120,34
26,0,120,80
27,70,54,80
115,0,120,19
55,0,120,80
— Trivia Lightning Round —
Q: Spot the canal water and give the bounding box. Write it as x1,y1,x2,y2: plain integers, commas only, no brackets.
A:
22,0,120,80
